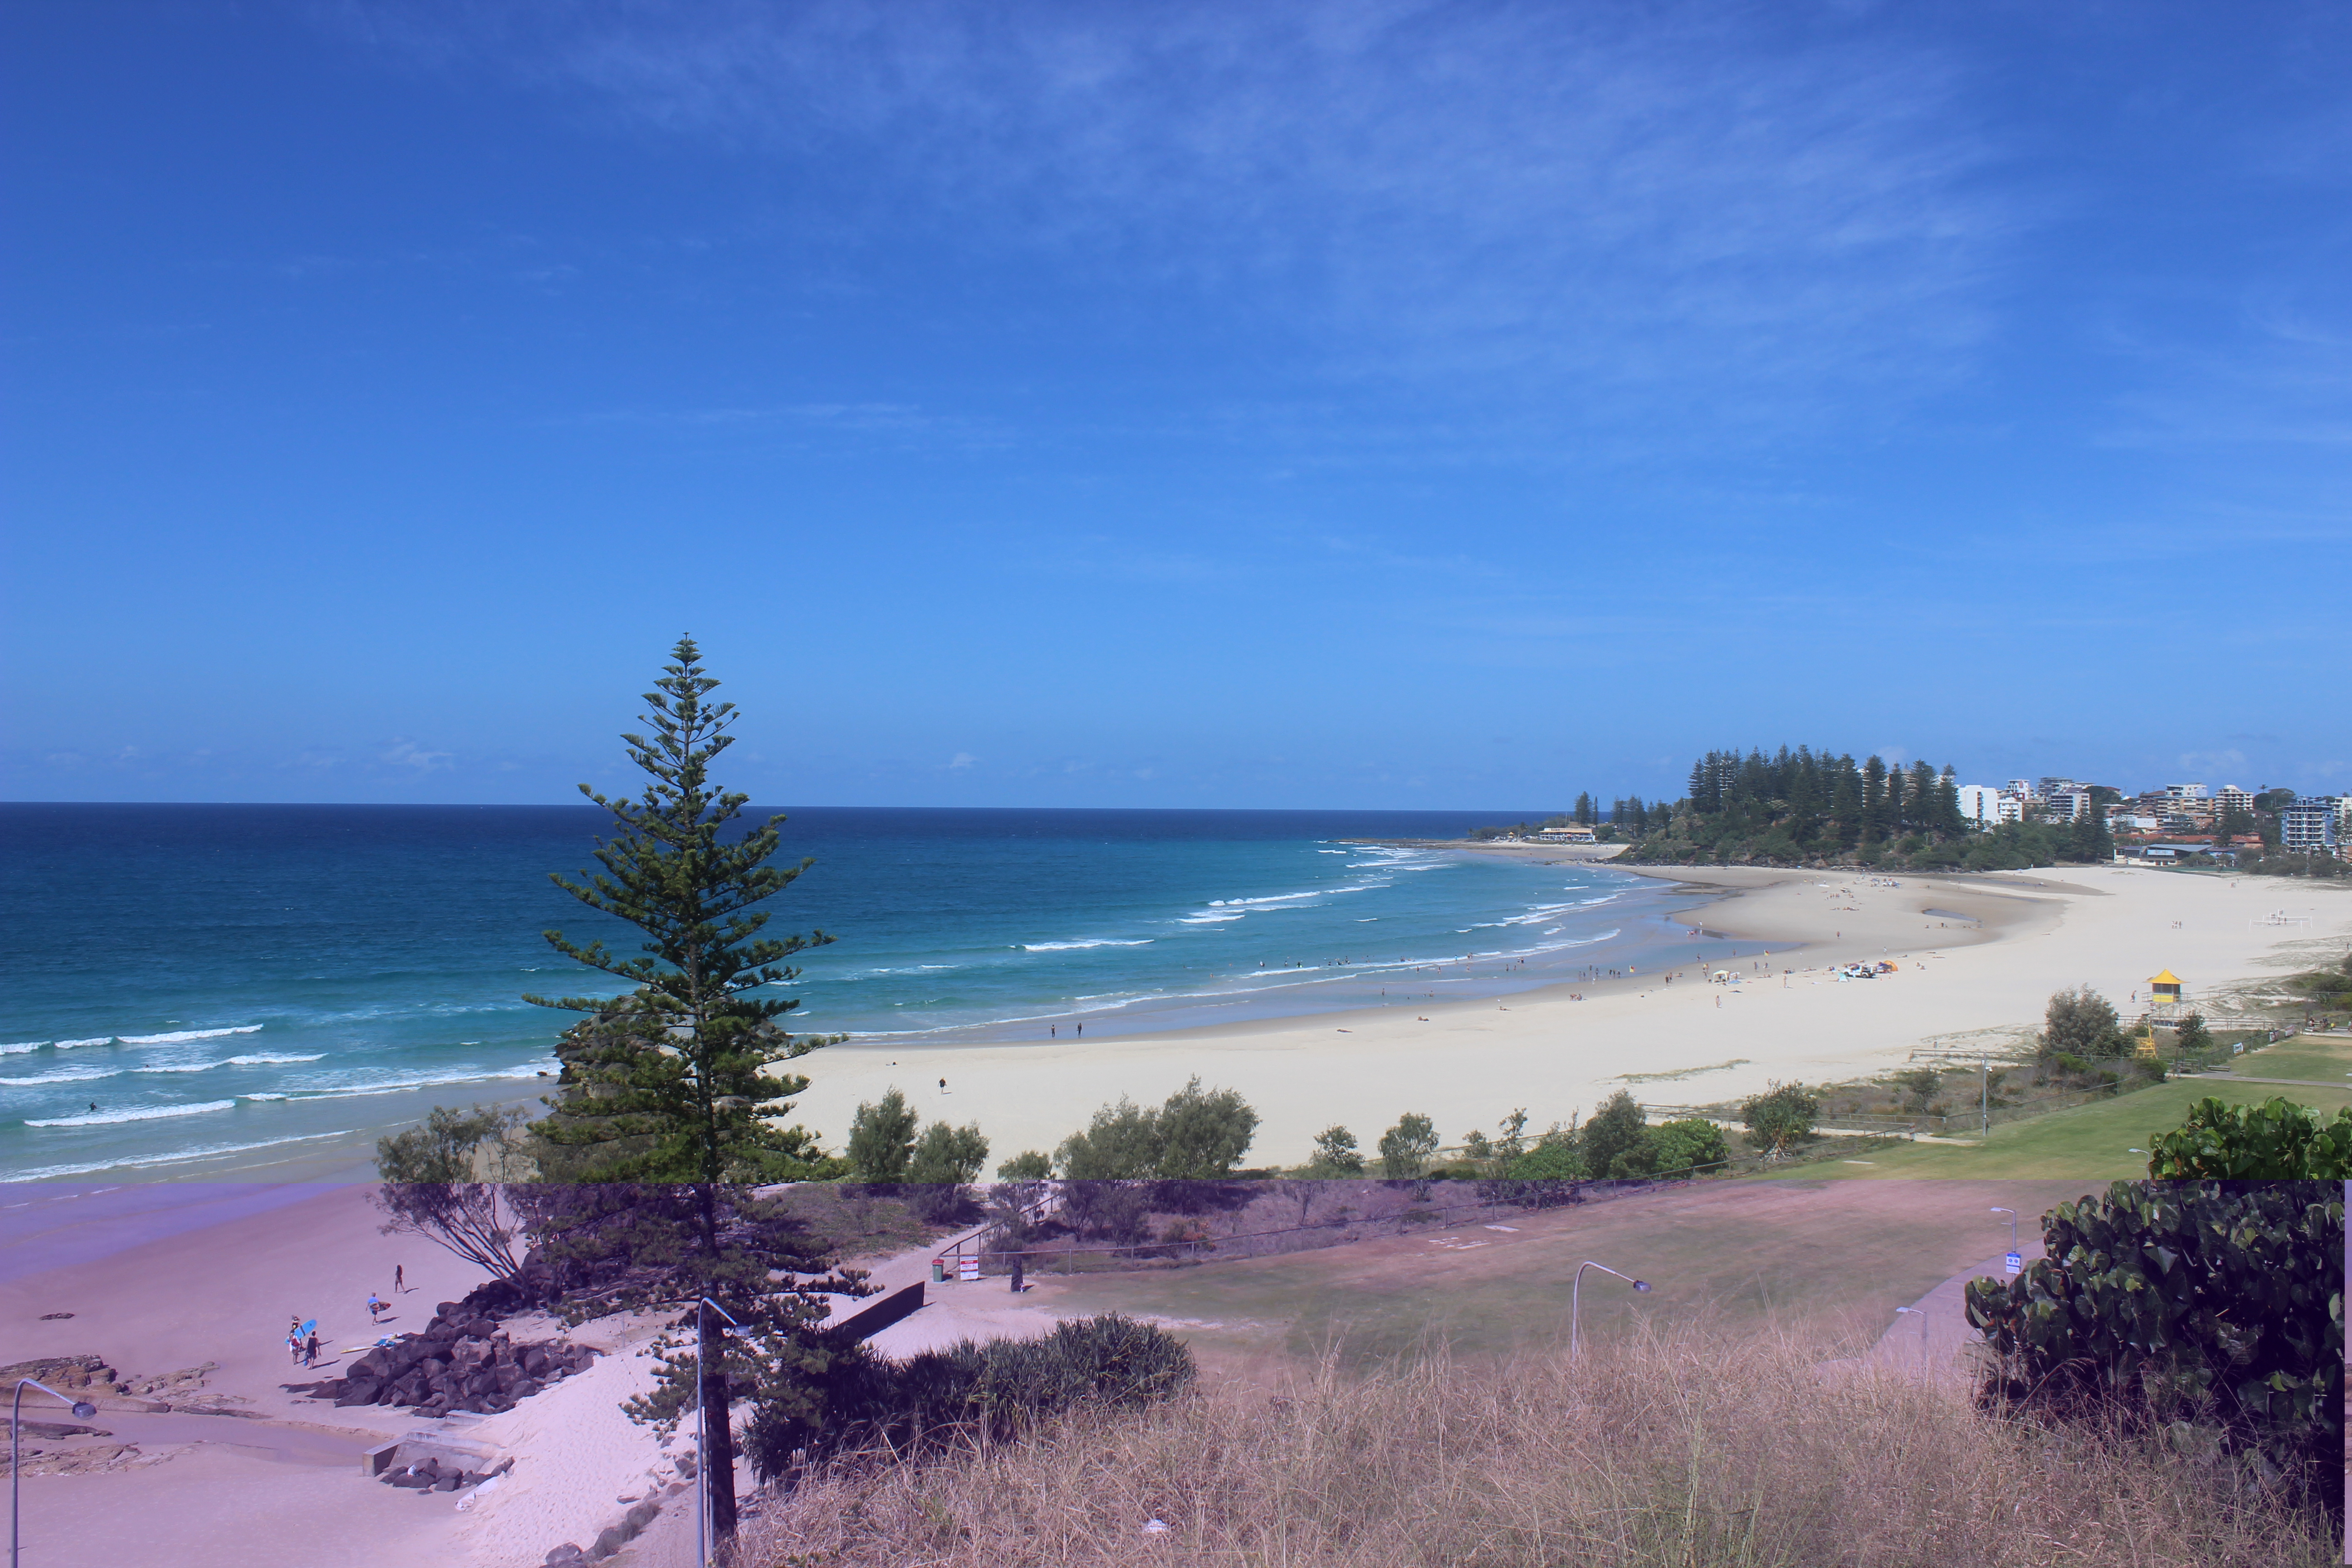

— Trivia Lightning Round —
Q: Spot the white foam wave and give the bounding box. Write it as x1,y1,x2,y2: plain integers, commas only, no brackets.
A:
281,1064,550,1100
0,1043,44,1055
115,1026,262,1045
135,1062,226,1073
4,1129,352,1182
52,1038,114,1049
0,1068,122,1086
26,1100,237,1127
225,1054,326,1065
1020,940,1154,952
243,1093,289,1100
1180,913,1245,924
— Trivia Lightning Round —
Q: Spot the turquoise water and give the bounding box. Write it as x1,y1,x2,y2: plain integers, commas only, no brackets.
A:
0,805,1720,1181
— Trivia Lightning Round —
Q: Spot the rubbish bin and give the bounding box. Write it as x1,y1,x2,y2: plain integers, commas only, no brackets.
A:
931,1258,946,1284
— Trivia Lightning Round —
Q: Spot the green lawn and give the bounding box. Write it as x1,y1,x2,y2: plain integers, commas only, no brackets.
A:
2219,1032,2352,1086
1770,1073,2352,1181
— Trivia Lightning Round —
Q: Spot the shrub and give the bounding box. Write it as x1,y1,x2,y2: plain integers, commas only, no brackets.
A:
906,1122,990,1186
741,1313,1195,1480
1646,1118,1730,1178
1376,1113,1439,1178
2146,1095,2352,1179
1579,1090,1649,1177
1053,1078,1258,1180
996,1150,1052,1180
2039,985,2126,1060
844,1089,920,1182
2173,1012,2211,1054
1504,1138,1583,1180
1740,1082,1818,1156
1306,1125,1365,1176
1965,1180,2343,1510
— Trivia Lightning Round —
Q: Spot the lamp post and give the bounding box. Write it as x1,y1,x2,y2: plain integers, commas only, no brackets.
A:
1569,1260,1651,1360
1894,1306,1928,1376
14,1378,98,1568
694,1298,742,1568
1990,1206,2020,1277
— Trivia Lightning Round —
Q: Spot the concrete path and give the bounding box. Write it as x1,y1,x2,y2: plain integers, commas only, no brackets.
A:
1820,1244,2045,1386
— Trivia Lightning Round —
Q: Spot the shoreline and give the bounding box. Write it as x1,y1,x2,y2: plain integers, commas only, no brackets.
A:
793,864,2350,1170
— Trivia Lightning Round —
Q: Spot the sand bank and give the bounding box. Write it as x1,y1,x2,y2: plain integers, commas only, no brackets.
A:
790,865,2352,1167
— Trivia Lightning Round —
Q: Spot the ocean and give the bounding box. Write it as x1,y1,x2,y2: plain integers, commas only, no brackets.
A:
0,804,1721,1182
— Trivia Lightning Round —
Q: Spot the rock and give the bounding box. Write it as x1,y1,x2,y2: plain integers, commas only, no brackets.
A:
435,1475,462,1492
589,1524,627,1559
333,1379,381,1408
623,1501,660,1532
544,1545,584,1565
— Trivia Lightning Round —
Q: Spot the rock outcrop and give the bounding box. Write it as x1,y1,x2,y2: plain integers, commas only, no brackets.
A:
299,1286,598,1416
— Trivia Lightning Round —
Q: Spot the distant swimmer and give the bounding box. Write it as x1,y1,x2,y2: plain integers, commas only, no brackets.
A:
88,1102,98,1112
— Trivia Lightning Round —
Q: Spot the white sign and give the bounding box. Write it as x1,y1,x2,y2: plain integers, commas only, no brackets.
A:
2005,1251,2023,1276
957,1256,980,1282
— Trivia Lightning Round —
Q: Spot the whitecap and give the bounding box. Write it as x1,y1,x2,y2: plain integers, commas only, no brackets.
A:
27,1100,237,1127
116,1026,262,1045
0,1043,44,1055
4,1128,350,1181
51,1038,114,1049
224,1054,325,1065
0,1068,122,1086
1020,940,1154,952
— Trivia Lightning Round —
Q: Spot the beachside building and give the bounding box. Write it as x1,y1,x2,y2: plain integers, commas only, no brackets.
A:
1955,784,2004,827
2044,786,2094,823
2280,797,2345,857
2214,785,2254,816
1536,823,1597,843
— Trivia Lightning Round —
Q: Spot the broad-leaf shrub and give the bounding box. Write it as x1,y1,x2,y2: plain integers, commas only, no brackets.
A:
1963,1180,2343,1508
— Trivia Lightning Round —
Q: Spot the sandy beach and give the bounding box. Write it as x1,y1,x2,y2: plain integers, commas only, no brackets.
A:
4,861,2346,1568
792,863,2352,1165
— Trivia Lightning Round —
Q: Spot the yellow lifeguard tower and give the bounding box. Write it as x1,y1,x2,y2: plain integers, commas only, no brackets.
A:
2148,969,2184,1005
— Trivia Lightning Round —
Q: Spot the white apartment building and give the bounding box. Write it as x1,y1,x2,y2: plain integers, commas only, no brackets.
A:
2162,782,2209,801
2214,785,2254,815
1955,784,2004,827
2280,797,2345,856
2044,787,2094,823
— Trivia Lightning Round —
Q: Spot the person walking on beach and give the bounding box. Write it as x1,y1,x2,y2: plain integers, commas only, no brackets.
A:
939,1078,948,1094
394,1264,403,1294
1075,1023,1083,1039
303,1328,320,1367
287,1319,303,1364
367,1292,384,1323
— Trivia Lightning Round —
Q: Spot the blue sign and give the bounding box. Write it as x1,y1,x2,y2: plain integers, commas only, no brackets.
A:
2004,1252,2022,1277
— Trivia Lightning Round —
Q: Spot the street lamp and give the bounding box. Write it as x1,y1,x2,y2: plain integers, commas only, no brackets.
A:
694,1298,742,1568
14,1378,98,1568
1569,1260,1651,1360
1894,1306,1928,1376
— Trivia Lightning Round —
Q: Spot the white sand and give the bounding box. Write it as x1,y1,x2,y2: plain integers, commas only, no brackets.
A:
789,866,2352,1164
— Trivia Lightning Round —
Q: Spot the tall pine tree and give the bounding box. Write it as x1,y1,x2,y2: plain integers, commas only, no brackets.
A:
528,637,836,1182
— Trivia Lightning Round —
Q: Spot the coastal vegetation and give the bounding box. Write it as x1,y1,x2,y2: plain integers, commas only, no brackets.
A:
735,1319,2328,1568
1965,1180,2342,1517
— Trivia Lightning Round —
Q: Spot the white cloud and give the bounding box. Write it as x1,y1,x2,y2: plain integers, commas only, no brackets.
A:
382,740,456,771
946,751,977,770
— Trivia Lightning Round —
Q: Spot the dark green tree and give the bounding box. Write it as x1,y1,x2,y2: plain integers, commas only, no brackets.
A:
843,1088,921,1182
521,637,843,1545
2174,1012,2212,1055
1580,1089,1652,1177
1647,1117,1731,1177
1741,1082,1819,1156
527,637,838,1184
1574,791,1595,826
1308,1124,1365,1176
1861,755,1889,842
1377,1112,1440,1178
996,1150,1052,1180
906,1120,990,1186
2038,985,2125,1060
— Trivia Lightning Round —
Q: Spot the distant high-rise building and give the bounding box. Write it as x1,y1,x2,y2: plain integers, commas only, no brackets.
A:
2280,798,2345,857
2163,782,2209,800
2214,785,2254,816
2037,776,2076,800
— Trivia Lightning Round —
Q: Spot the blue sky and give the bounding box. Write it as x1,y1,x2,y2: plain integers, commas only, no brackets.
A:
4,1,2347,808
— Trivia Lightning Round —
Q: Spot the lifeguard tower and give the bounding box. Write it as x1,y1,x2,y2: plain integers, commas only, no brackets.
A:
2147,969,2184,1019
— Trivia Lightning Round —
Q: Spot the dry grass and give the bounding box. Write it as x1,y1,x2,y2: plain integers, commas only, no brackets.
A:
735,1320,2328,1568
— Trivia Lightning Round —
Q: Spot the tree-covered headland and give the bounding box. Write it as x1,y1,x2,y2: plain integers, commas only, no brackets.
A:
1587,746,2112,870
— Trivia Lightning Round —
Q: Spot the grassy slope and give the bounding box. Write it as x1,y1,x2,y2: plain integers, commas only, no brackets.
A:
1770,1040,2352,1181
1018,1176,2086,1374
